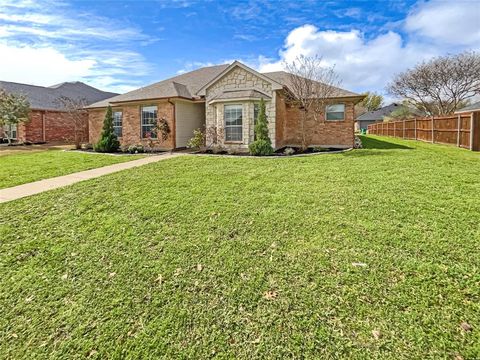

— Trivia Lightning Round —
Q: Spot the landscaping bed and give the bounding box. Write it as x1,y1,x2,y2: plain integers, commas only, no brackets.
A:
196,146,347,157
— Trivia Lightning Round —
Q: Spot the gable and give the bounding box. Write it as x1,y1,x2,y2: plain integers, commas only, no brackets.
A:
205,66,275,100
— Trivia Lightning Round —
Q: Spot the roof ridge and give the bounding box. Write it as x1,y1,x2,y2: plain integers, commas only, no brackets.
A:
0,80,52,90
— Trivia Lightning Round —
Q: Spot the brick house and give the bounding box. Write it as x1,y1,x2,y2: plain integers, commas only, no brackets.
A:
0,81,117,143
87,61,364,150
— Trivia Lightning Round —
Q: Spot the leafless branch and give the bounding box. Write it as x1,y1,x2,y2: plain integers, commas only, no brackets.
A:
284,55,342,149
387,51,480,115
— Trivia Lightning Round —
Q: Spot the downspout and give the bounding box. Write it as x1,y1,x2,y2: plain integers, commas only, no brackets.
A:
167,98,176,149
42,111,46,142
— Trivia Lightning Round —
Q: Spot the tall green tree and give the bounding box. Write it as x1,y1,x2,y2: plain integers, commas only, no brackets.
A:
254,98,270,142
0,89,30,144
249,98,274,156
94,105,120,152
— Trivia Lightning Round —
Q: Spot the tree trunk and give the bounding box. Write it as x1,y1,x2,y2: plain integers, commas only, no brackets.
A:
301,110,308,150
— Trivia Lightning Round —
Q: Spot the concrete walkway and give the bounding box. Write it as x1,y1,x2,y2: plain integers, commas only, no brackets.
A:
0,153,182,204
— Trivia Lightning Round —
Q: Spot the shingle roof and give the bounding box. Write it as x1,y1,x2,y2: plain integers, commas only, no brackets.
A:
0,81,117,111
87,62,363,109
356,103,423,121
87,64,230,108
455,101,480,113
263,71,362,98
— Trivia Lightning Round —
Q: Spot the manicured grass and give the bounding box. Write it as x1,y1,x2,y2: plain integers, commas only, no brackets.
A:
0,136,479,358
0,149,144,189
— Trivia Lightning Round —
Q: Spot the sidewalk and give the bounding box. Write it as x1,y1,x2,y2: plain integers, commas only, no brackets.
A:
0,153,182,204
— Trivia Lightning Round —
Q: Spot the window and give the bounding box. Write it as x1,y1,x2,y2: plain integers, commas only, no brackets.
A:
3,124,17,139
224,104,243,142
141,106,157,138
326,104,345,121
113,111,123,137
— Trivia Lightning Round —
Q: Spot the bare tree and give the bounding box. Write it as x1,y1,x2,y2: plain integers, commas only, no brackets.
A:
206,125,224,149
284,55,341,149
56,96,88,149
387,51,480,115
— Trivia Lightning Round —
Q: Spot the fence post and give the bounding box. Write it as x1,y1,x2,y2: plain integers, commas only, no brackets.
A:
431,116,435,143
414,118,417,140
457,114,461,147
470,111,480,151
393,121,396,137
403,118,405,139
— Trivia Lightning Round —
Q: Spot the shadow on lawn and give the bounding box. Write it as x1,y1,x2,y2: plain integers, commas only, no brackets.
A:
359,136,413,150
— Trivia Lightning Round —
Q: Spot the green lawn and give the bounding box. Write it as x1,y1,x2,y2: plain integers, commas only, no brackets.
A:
0,149,143,189
0,136,479,359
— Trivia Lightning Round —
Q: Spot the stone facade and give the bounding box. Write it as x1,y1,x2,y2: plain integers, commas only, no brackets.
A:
16,110,88,144
275,91,356,149
205,67,277,149
88,100,175,149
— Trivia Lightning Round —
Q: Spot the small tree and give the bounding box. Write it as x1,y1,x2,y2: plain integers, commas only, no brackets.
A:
284,55,341,149
145,116,171,152
57,96,88,149
94,105,120,152
249,98,273,156
206,126,224,149
0,89,30,144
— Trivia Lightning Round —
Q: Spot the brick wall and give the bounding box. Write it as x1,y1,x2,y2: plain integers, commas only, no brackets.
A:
88,100,175,149
275,92,355,149
17,110,88,143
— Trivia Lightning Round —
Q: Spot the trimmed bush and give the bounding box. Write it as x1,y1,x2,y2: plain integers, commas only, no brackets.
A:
187,128,205,149
94,106,120,153
249,139,274,156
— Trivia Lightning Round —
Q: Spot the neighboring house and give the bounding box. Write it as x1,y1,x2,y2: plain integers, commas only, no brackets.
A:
0,81,117,143
355,103,421,131
87,61,364,150
455,101,480,114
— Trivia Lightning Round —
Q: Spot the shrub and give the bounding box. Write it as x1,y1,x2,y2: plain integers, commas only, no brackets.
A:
94,106,120,153
249,139,274,156
354,136,363,149
82,143,93,150
187,128,205,149
127,144,145,154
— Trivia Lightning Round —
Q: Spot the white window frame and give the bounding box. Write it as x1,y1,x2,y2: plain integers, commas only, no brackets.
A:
224,104,243,142
113,110,123,138
141,105,158,139
326,103,345,121
3,123,17,139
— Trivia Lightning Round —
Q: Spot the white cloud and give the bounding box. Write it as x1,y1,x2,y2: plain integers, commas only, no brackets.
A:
0,44,95,84
257,25,434,95
256,1,480,96
0,0,152,92
405,0,480,46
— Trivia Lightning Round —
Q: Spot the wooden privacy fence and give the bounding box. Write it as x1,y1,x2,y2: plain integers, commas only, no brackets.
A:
367,111,480,151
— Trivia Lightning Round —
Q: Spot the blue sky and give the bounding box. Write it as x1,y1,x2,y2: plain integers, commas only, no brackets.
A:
0,0,479,97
